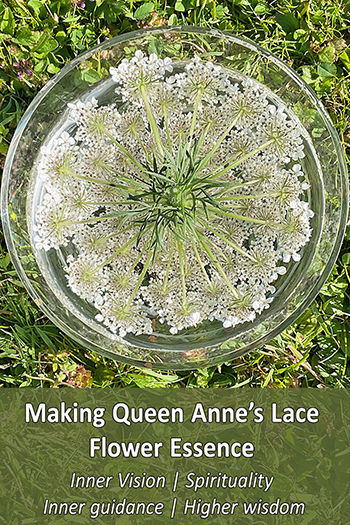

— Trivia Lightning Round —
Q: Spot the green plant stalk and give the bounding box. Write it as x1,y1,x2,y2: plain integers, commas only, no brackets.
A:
188,90,202,147
217,192,280,201
140,85,164,156
194,229,239,299
57,213,119,229
201,218,257,262
196,122,212,155
80,202,122,209
87,225,142,272
200,229,233,265
162,236,175,294
212,139,275,179
65,168,140,194
93,231,142,273
176,237,188,305
83,228,127,249
215,179,261,197
207,112,241,156
99,163,149,189
135,135,153,165
195,112,242,172
191,238,212,286
206,151,242,179
126,249,154,307
100,125,147,172
124,238,152,280
68,206,148,228
163,108,173,154
206,204,267,225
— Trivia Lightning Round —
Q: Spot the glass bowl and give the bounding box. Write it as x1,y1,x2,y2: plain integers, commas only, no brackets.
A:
1,27,348,370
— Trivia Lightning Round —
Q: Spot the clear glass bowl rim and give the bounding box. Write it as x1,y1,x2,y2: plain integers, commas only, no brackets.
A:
1,26,348,370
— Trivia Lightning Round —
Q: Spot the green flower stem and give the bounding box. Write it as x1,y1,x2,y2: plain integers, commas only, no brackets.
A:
126,248,154,307
201,219,257,262
82,228,127,251
163,109,173,154
196,232,243,299
191,238,212,286
65,169,136,191
176,237,188,305
100,125,147,173
196,113,241,172
92,160,145,187
194,229,239,299
124,238,151,279
207,113,241,156
140,85,164,156
204,151,241,179
66,170,143,197
95,228,146,272
197,122,212,154
163,237,174,293
206,205,268,225
211,139,275,179
183,239,190,277
57,214,120,229
188,90,202,147
198,226,234,269
217,192,280,201
214,179,261,197
82,200,137,207
103,229,128,242
67,207,144,227
100,164,149,189
199,230,228,262
135,135,153,165
87,196,160,208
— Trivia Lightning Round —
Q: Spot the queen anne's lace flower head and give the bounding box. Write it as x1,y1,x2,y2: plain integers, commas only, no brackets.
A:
33,52,313,341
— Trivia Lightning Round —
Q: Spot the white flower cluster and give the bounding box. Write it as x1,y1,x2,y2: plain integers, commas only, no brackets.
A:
110,50,173,105
34,52,313,340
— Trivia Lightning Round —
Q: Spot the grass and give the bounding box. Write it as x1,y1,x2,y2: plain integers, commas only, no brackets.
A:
0,0,349,388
